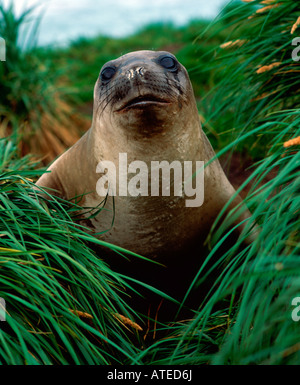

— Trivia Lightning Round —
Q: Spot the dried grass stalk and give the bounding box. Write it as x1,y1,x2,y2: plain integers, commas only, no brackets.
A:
220,40,248,49
114,313,143,331
291,16,300,34
256,4,280,13
283,136,300,148
256,62,281,74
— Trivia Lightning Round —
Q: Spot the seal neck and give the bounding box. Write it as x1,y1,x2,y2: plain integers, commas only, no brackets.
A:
90,108,202,165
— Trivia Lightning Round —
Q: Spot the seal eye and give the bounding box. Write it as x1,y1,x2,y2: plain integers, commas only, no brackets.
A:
159,55,177,71
100,66,116,82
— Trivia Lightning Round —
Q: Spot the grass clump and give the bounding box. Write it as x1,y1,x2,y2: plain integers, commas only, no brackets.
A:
0,138,145,364
139,0,300,365
0,1,88,164
201,0,300,158
1,0,299,366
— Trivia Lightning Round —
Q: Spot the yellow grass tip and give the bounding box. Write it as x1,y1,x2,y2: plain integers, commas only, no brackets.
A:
283,136,300,148
115,313,143,331
69,309,93,319
256,62,281,74
220,40,247,49
291,16,300,34
256,4,280,13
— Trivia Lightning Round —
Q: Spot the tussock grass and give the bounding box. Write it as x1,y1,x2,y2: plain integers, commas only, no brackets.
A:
0,1,88,164
0,138,146,364
0,0,299,366
136,0,300,365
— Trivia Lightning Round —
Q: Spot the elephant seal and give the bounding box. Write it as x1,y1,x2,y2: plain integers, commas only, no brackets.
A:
36,50,253,301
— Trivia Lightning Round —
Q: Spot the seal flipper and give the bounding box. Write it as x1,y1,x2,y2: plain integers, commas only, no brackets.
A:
36,159,66,198
36,131,91,202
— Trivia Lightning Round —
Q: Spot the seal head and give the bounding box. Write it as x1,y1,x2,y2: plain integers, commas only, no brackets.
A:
95,51,189,135
36,50,252,263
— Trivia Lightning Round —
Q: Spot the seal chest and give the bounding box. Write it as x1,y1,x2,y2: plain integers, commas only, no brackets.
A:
36,50,251,262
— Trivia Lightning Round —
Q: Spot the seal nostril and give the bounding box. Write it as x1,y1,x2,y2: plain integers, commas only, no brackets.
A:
126,69,135,80
138,67,145,76
126,67,145,80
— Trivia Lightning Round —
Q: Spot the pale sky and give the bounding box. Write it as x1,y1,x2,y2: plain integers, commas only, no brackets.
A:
3,0,229,46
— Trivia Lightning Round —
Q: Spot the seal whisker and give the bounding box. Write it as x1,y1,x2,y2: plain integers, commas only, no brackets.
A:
99,72,186,103
96,85,119,116
99,82,119,96
97,92,117,118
